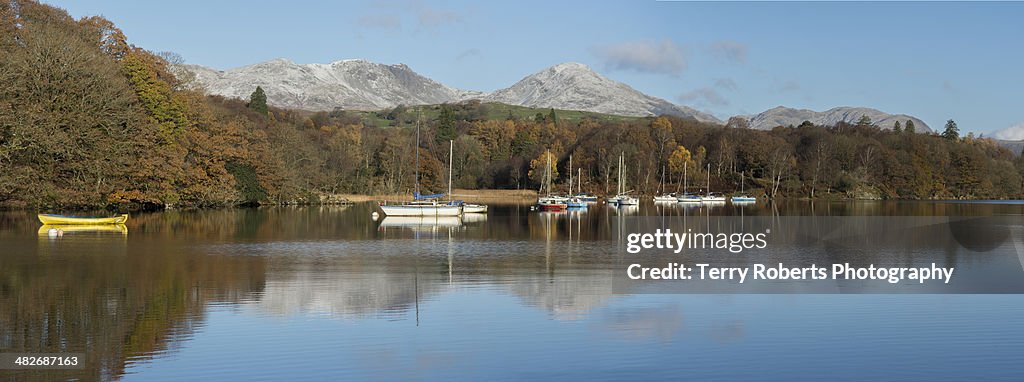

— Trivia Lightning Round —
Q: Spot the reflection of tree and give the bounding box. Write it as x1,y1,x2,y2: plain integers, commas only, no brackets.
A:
0,242,265,381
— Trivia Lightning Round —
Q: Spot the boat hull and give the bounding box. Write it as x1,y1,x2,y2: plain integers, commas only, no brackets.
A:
378,205,461,217
38,214,128,225
462,204,488,213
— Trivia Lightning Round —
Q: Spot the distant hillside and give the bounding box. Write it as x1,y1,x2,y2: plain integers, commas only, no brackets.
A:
183,60,719,122
733,106,933,133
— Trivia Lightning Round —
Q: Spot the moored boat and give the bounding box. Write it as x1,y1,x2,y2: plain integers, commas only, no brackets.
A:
379,199,461,216
38,214,128,225
653,194,677,202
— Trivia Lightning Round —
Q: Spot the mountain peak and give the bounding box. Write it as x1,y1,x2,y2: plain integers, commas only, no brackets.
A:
484,62,720,123
548,62,593,72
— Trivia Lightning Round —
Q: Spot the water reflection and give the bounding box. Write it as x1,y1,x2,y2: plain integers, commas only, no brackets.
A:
1,201,1024,380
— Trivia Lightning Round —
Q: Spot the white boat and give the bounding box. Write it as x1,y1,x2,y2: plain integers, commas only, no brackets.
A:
461,203,488,213
564,160,588,209
701,164,725,203
379,200,462,216
611,152,638,206
677,193,702,203
617,196,639,206
676,164,701,203
731,172,756,204
378,120,457,217
653,194,677,202
536,154,567,211
446,140,488,214
701,193,727,203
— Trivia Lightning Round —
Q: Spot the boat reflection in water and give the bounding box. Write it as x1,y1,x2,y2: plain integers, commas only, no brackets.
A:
377,216,463,231
38,224,128,236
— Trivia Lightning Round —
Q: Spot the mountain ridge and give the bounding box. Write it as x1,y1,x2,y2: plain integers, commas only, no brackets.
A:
182,59,720,122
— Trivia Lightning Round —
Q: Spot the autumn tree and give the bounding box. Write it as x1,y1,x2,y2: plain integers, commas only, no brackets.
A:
528,150,558,192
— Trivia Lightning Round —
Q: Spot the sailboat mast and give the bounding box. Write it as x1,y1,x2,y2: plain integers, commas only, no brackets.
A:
578,168,582,195
415,116,420,195
706,163,710,196
448,140,453,198
568,154,573,195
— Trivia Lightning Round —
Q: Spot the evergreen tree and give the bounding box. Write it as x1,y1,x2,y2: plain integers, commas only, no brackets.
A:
905,119,916,133
893,120,902,133
548,108,558,128
856,115,873,126
942,119,960,141
436,104,457,144
248,86,268,116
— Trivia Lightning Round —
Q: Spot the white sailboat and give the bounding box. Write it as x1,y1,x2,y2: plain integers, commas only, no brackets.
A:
378,120,461,217
566,155,588,209
653,165,676,202
445,140,488,213
612,152,639,206
677,164,701,203
536,152,567,211
701,163,726,203
731,172,756,204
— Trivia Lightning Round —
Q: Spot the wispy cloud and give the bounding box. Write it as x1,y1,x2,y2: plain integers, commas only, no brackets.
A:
456,48,481,61
679,87,729,107
992,122,1024,140
358,14,402,30
591,39,687,75
713,78,737,91
780,79,800,92
707,41,747,64
356,0,464,32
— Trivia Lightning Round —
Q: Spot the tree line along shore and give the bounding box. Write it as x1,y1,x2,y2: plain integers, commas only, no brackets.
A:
2,1,1022,211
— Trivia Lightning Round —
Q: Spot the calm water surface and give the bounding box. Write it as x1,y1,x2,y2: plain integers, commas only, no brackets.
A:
2,201,1024,381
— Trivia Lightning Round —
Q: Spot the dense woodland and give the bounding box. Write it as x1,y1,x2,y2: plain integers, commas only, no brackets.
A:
1,1,1022,210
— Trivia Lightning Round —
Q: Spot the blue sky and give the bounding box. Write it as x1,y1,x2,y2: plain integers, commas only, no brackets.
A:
53,0,1023,136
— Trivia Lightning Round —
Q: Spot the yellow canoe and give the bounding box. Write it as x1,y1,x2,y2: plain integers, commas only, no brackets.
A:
38,214,129,225
38,224,128,235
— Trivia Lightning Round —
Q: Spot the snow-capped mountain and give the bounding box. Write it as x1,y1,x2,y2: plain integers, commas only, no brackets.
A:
483,62,720,123
183,58,480,111
183,59,718,122
736,106,933,132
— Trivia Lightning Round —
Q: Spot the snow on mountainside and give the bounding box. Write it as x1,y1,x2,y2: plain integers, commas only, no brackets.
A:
182,58,480,111
482,62,721,123
183,59,719,122
738,106,933,133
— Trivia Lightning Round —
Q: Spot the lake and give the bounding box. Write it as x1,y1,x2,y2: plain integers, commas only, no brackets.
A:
2,200,1024,381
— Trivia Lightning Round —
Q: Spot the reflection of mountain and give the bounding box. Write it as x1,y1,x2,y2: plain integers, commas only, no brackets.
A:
257,263,445,318
506,270,616,321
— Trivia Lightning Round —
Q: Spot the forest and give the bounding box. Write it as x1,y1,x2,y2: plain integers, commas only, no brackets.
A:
2,1,1022,210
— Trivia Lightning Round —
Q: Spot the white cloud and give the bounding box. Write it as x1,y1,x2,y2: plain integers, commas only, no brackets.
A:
592,39,687,75
992,123,1024,140
679,87,728,107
